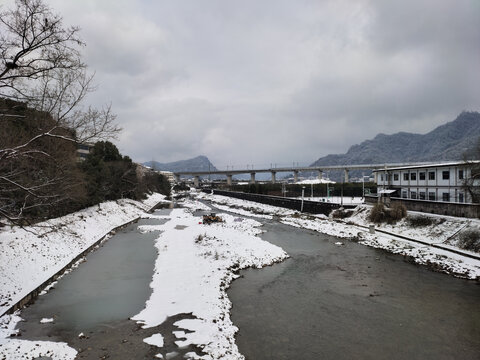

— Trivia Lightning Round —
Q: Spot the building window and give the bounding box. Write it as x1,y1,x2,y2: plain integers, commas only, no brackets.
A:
419,172,425,181
442,170,450,180
459,170,464,180
411,172,417,181
442,193,450,202
419,192,426,200
459,193,464,203
77,144,90,151
393,173,399,181
402,190,407,198
428,171,435,180
428,192,436,201
403,173,409,181
411,191,417,199
380,174,384,181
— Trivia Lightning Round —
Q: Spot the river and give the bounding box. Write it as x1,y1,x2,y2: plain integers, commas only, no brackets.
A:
13,207,480,359
228,220,480,360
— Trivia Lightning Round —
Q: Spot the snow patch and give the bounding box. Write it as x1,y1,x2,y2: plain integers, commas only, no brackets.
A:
132,208,288,359
144,333,164,347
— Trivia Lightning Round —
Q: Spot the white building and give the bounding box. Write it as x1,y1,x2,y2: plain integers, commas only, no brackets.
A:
76,142,94,161
159,171,175,184
374,161,479,204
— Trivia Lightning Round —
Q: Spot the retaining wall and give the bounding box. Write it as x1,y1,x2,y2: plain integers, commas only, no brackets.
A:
209,190,355,215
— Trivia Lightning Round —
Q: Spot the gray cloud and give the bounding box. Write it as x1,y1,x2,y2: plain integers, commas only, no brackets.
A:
44,0,479,167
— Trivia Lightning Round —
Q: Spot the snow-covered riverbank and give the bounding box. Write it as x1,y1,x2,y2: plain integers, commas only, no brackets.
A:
198,191,480,280
0,193,168,359
0,193,168,317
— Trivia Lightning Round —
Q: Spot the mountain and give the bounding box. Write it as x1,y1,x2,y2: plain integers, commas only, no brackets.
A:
144,155,218,173
311,111,480,168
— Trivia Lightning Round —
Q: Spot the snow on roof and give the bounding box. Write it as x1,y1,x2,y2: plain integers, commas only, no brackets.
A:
378,189,397,194
296,178,335,184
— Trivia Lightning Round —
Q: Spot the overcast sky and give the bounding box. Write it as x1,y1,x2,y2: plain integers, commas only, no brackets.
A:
31,0,480,168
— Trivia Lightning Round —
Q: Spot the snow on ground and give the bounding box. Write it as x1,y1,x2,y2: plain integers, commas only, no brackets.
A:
196,191,295,218
0,338,77,360
347,205,477,247
0,193,168,358
133,206,288,360
197,192,480,280
0,312,77,359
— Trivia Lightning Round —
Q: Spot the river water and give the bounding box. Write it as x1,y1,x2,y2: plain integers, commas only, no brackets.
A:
228,221,480,360
14,207,480,359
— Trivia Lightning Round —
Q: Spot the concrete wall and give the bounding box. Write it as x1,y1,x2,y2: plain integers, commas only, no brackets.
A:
365,195,480,218
209,190,354,215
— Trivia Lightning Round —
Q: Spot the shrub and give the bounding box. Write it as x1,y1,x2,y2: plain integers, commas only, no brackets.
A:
173,182,190,191
407,215,434,227
457,230,480,253
332,209,354,219
390,203,407,221
369,203,387,223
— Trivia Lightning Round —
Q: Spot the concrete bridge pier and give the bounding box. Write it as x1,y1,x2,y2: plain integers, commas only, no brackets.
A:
194,175,200,188
294,170,299,183
174,174,180,183
318,170,323,181
250,172,256,184
227,174,232,186
344,169,349,183
271,171,276,184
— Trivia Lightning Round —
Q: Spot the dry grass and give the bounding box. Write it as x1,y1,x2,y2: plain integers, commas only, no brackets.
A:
368,203,407,224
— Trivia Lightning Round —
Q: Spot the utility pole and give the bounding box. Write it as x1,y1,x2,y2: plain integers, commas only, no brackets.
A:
311,183,313,200
341,174,344,207
362,172,364,199
301,186,305,212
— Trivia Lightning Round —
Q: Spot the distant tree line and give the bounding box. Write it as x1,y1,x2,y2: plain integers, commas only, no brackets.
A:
80,141,171,207
0,98,170,225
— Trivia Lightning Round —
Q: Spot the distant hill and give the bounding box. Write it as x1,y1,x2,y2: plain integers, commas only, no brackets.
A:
144,155,218,173
311,111,480,167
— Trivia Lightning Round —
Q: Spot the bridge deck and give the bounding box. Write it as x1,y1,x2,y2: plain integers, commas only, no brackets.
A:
174,161,440,176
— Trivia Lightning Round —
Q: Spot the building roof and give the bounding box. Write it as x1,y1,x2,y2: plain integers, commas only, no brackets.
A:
372,160,480,172
378,189,397,194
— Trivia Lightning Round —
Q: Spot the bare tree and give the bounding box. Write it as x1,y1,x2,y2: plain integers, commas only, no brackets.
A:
0,0,120,225
0,0,84,99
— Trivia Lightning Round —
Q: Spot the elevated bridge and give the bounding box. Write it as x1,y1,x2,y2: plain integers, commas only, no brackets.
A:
174,162,438,187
